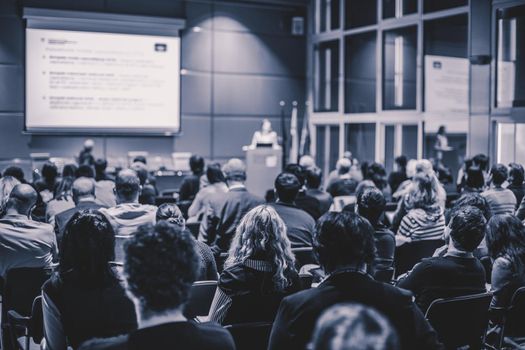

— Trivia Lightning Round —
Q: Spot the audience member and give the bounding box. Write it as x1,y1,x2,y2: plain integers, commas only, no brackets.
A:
310,303,399,350
79,222,235,350
388,156,408,194
0,176,20,216
392,159,417,201
462,167,485,193
304,166,333,218
99,169,157,237
508,163,525,207
42,211,137,349
130,161,157,205
62,164,78,178
208,205,300,324
482,164,516,215
188,162,228,221
517,196,525,221
283,163,321,220
298,155,316,170
34,162,58,202
326,158,358,197
397,206,487,311
364,162,391,201
0,184,57,278
356,187,395,271
270,173,316,248
156,203,217,281
486,214,525,308
396,172,446,246
54,177,106,246
94,159,117,207
46,174,76,227
76,164,95,179
179,154,205,202
268,211,443,350
78,139,95,166
201,158,263,254
3,166,26,183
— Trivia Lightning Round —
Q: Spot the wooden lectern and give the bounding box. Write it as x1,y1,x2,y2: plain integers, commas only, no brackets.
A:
245,147,282,198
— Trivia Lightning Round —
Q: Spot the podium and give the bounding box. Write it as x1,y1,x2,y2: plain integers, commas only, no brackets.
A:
245,147,282,198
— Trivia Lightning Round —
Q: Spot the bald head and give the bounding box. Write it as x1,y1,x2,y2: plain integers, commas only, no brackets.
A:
72,177,95,204
6,184,37,215
115,169,141,203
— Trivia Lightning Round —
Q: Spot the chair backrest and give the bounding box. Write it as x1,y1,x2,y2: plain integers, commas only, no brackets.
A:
42,290,68,350
184,280,218,319
186,222,200,239
30,296,44,344
373,268,394,284
425,292,493,348
291,247,317,269
503,286,525,337
394,239,444,277
224,322,273,350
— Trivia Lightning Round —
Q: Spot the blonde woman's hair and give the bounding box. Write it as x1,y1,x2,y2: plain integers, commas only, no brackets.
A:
225,205,297,291
0,176,21,213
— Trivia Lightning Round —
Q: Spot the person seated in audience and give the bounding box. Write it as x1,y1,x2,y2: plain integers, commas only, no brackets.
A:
517,196,525,222
46,165,77,226
310,303,400,350
364,162,391,201
462,167,485,193
179,154,205,202
78,139,95,166
99,169,157,237
156,203,217,281
397,206,487,312
76,164,95,179
187,162,228,222
356,187,395,271
392,159,417,201
34,162,58,202
396,172,446,246
94,159,117,207
42,211,137,349
208,205,300,324
79,222,235,350
0,184,57,278
130,161,157,205
270,172,316,248
3,165,26,183
298,155,316,170
268,211,443,350
486,214,525,308
0,176,20,216
388,156,408,195
326,158,358,197
304,166,333,219
482,163,516,215
282,163,321,220
200,158,263,254
55,177,106,247
508,163,525,208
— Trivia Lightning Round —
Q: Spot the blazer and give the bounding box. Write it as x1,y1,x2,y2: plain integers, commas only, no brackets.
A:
268,270,444,350
54,201,106,244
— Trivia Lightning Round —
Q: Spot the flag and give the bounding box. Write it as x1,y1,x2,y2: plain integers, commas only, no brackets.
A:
289,103,299,164
299,106,311,157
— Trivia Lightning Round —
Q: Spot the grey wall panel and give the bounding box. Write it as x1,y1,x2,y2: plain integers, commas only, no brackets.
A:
105,0,184,17
175,115,212,157
28,135,105,158
22,0,105,11
213,74,304,115
213,31,306,76
185,1,213,29
181,73,212,115
0,0,19,16
0,18,23,64
105,136,174,158
181,30,212,71
0,65,23,112
0,114,30,158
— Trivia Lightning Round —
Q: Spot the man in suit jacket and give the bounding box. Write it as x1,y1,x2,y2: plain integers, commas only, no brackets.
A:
202,158,264,254
268,211,444,350
55,177,106,244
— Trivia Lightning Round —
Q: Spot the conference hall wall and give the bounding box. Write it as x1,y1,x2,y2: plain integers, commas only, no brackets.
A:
0,0,306,165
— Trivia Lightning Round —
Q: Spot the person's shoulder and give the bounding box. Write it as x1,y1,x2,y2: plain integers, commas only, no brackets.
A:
31,220,54,232
195,321,235,343
379,279,415,302
78,334,129,350
219,263,249,293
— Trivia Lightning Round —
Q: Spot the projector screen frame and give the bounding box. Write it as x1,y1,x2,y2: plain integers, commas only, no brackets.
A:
23,8,185,136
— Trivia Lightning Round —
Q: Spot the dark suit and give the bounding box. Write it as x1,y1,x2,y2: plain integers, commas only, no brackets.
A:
305,188,333,218
54,200,106,244
268,271,444,350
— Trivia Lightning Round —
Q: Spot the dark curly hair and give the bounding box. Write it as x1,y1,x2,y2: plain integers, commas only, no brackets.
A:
315,211,375,273
124,221,201,313
448,206,486,252
59,210,117,287
448,192,491,224
357,187,386,226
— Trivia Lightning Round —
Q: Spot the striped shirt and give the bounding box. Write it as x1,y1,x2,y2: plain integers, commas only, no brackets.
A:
398,208,445,241
481,187,517,216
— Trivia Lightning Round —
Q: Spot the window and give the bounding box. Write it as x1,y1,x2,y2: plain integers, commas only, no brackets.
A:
383,26,417,110
345,123,376,163
315,125,340,179
316,125,326,170
317,0,340,32
497,123,525,164
314,40,340,112
402,124,418,159
424,15,468,58
345,0,377,29
344,32,377,113
496,5,525,108
384,125,395,171
382,0,417,19
423,0,467,13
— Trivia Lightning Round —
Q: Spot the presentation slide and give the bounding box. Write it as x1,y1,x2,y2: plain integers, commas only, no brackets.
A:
26,28,180,133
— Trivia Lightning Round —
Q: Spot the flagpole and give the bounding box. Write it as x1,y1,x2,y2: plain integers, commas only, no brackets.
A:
280,100,287,170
